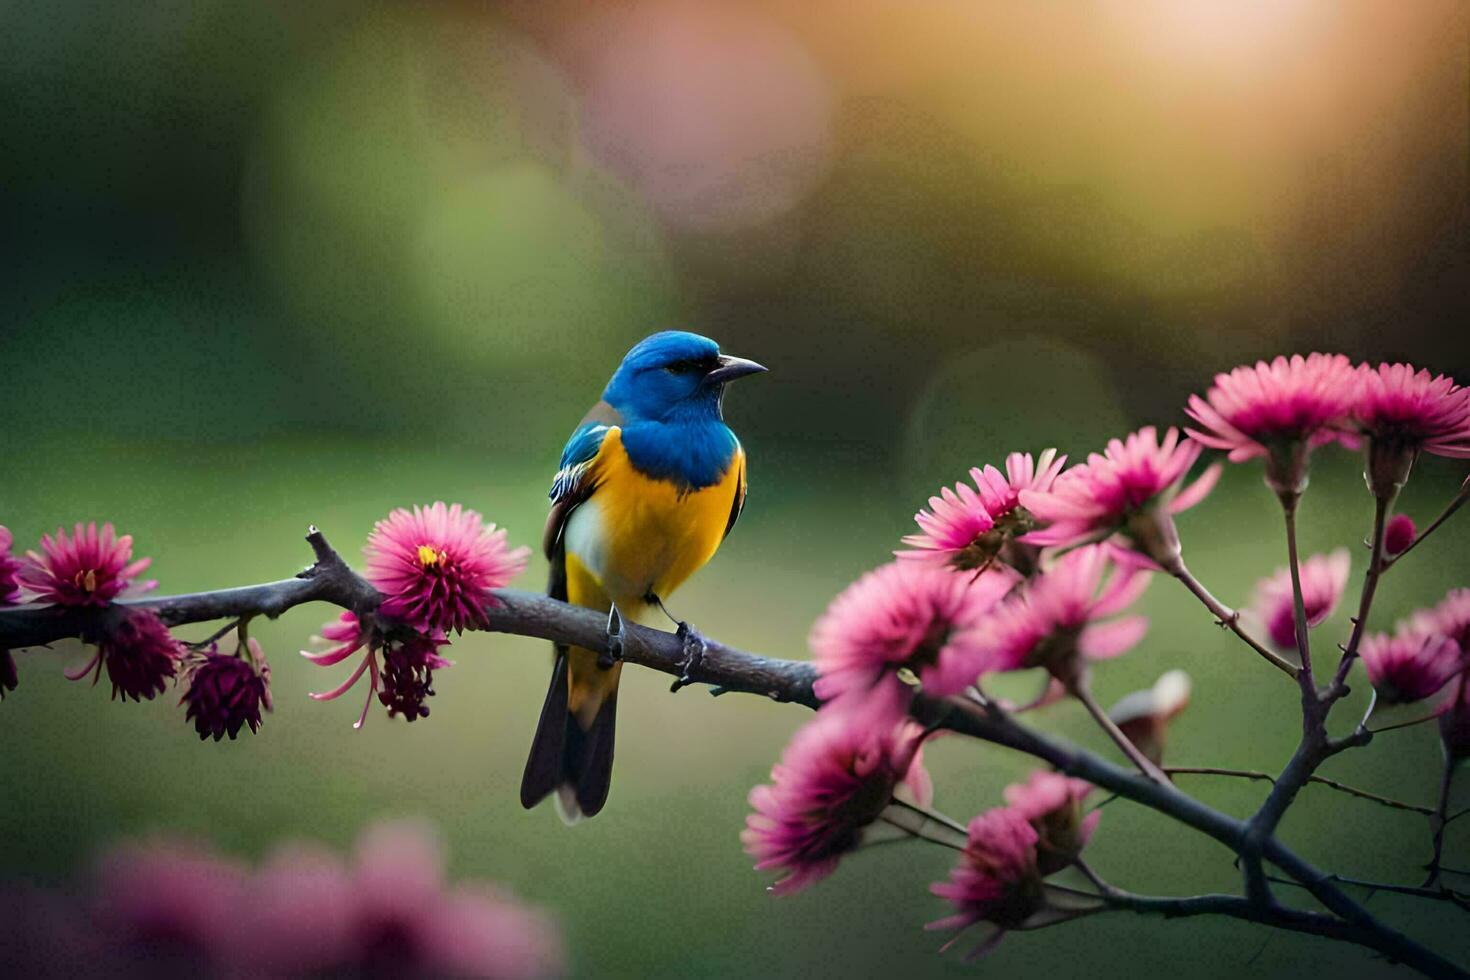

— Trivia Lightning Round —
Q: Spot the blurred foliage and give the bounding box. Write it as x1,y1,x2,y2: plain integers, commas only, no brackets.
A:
2,1,1467,977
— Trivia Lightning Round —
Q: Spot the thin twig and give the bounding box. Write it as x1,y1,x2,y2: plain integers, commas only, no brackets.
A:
1425,753,1459,888
1330,495,1392,700
1162,558,1300,678
1384,481,1470,570
1072,681,1170,785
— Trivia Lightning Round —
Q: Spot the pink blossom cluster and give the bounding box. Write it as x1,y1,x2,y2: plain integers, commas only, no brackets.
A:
754,351,1470,957
303,501,530,728
3,502,531,734
1,820,562,978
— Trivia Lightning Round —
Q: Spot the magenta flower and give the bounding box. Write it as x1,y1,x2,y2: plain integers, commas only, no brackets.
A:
180,639,272,741
19,522,155,606
1360,630,1465,705
1185,354,1358,494
378,632,454,722
945,545,1150,692
927,806,1046,960
1248,548,1351,652
810,561,1015,704
66,609,183,702
743,687,932,895
898,450,1066,571
0,526,22,604
1384,514,1417,557
364,502,530,634
304,612,452,728
1021,427,1221,568
1002,771,1100,875
1109,669,1192,765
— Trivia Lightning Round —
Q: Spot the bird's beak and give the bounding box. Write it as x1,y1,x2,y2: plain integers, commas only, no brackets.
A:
705,354,767,385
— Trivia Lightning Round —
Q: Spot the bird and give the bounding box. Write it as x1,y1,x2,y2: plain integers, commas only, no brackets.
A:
520,330,767,821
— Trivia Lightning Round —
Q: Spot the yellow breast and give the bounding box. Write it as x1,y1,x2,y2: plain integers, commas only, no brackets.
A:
562,428,743,608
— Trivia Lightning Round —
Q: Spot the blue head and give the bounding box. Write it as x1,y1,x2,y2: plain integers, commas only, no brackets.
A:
602,331,766,423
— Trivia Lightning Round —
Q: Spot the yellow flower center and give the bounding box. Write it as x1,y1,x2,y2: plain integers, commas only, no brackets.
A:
75,569,98,592
417,544,446,567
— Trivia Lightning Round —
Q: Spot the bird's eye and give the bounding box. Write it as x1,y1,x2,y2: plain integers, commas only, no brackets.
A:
664,359,696,375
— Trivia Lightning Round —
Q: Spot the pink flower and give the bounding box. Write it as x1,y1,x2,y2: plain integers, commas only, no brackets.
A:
1109,669,1192,765
1248,548,1351,652
66,609,183,702
1003,771,1100,874
927,807,1045,960
0,526,23,605
19,522,154,606
179,639,272,741
1354,363,1470,459
1410,588,1470,652
364,502,530,634
945,545,1150,691
92,839,247,960
1360,630,1465,705
742,688,932,895
810,561,1015,704
91,822,564,979
1384,514,1417,557
1021,427,1221,568
898,450,1066,571
1185,354,1359,492
304,612,452,728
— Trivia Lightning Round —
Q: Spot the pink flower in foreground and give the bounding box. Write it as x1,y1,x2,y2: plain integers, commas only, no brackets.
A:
304,612,452,728
66,609,183,702
1021,427,1221,568
1003,771,1100,875
898,450,1066,571
1354,363,1470,460
0,526,22,604
93,839,246,960
19,522,155,606
927,807,1045,960
1360,630,1465,705
92,822,563,979
945,545,1150,692
180,639,272,741
1410,588,1470,652
1185,354,1358,492
810,561,1015,703
365,502,530,634
743,688,932,895
1384,514,1417,557
1248,548,1351,652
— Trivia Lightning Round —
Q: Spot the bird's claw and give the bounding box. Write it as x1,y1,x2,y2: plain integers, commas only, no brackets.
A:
670,620,707,693
599,606,625,670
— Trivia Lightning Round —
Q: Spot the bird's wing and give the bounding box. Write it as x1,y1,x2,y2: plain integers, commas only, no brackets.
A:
542,401,623,559
722,445,747,542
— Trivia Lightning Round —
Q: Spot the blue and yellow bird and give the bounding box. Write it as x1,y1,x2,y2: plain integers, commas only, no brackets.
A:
520,331,766,820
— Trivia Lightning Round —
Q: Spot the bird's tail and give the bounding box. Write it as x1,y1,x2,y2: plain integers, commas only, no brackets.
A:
520,647,619,822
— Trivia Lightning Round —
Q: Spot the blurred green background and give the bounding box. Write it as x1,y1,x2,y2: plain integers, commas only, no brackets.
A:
2,1,1467,976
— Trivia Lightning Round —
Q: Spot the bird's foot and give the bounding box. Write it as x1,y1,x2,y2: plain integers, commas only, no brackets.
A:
669,620,707,694
599,605,625,670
